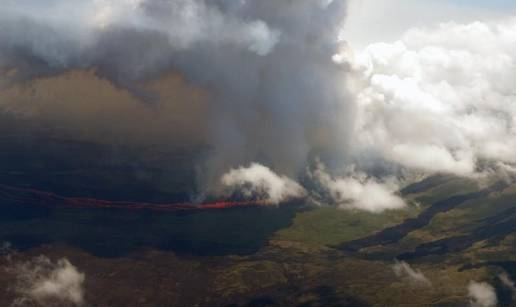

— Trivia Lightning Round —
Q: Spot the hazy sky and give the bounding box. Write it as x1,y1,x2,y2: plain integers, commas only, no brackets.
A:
344,0,516,47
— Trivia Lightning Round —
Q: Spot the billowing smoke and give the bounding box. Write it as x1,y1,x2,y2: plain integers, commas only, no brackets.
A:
0,0,280,81
5,1,516,209
0,0,353,192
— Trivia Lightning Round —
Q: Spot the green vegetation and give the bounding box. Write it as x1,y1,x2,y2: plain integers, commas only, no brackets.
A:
272,177,483,250
407,176,480,205
402,186,516,246
273,206,419,248
1,175,514,306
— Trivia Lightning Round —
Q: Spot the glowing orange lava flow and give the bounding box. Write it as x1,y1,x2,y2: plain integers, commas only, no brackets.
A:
0,184,271,212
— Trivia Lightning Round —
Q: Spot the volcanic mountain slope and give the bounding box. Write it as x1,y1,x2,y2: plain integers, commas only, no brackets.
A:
0,175,514,306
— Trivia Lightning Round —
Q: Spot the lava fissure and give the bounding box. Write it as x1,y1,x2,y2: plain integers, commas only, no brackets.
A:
0,184,270,212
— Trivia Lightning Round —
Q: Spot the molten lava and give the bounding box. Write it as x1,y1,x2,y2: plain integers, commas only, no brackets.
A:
0,184,271,212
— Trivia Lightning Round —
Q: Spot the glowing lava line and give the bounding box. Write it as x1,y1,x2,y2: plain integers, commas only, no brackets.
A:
0,184,271,212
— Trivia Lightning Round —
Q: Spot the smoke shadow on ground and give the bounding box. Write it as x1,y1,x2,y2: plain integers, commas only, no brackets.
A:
0,202,303,258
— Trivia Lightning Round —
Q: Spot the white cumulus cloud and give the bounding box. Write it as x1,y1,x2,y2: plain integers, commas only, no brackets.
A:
345,17,516,177
12,256,85,307
468,281,498,307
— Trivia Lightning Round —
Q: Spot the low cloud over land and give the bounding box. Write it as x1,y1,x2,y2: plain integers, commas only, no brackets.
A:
10,256,85,306
392,260,431,286
467,281,497,307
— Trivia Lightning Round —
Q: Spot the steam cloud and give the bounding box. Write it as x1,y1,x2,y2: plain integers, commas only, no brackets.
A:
308,160,406,212
11,256,85,306
221,163,307,205
220,160,404,212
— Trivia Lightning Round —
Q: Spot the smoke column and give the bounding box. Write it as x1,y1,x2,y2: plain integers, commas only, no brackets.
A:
0,0,353,193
